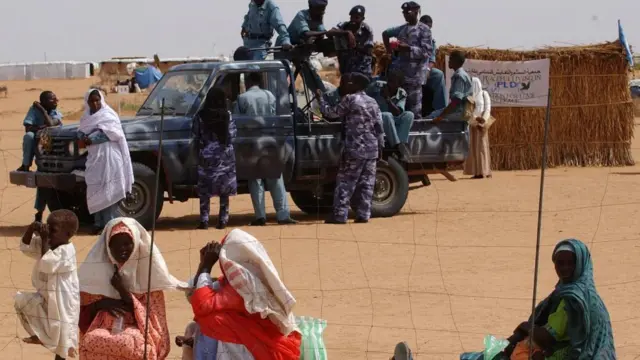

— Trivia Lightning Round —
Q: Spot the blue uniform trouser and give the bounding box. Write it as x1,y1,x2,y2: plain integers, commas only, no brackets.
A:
248,174,290,221
426,68,447,111
382,111,415,147
22,132,36,167
94,202,120,228
242,39,269,60
34,189,48,212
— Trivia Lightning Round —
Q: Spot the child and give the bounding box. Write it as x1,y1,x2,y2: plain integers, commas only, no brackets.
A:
15,209,80,360
195,87,237,230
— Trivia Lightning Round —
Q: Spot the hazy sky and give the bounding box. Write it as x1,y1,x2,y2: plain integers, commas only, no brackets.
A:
0,0,637,63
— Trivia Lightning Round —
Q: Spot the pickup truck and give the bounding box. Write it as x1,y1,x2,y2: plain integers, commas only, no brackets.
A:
9,59,469,228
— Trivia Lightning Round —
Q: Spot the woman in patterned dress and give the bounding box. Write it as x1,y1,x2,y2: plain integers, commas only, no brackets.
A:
77,217,186,359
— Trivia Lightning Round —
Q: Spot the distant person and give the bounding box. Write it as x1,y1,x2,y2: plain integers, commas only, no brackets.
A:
464,77,495,179
18,91,63,172
195,87,237,230
419,15,447,116
235,72,297,226
241,0,292,60
15,210,80,360
317,73,384,224
429,50,473,122
77,89,134,234
366,69,414,159
332,5,374,79
382,1,433,117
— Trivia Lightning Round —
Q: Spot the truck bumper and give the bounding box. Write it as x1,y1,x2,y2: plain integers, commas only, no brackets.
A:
9,170,85,192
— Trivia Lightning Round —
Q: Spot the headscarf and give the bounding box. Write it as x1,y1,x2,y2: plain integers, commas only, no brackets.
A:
471,77,486,118
219,229,297,335
534,239,616,359
198,87,231,146
79,217,187,298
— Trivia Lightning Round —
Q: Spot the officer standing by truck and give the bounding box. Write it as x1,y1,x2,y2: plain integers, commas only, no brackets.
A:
241,0,292,60
317,73,384,224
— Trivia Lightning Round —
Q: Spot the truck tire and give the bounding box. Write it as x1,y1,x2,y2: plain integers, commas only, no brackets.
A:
118,162,164,229
290,190,333,215
368,157,408,218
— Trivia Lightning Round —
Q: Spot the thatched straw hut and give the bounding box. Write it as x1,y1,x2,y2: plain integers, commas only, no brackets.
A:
374,41,635,170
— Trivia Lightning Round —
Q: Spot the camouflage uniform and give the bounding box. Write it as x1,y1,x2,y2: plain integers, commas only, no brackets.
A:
335,21,375,78
383,22,433,117
196,111,237,224
318,91,384,222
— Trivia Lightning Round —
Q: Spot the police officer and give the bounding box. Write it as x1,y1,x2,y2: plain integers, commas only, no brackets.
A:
331,5,375,79
317,73,384,224
241,0,292,60
382,1,433,117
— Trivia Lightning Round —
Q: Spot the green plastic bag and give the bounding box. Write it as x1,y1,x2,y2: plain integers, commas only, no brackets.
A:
297,316,328,360
484,335,510,360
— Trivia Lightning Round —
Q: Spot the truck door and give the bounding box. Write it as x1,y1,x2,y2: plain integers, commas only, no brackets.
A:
214,63,295,181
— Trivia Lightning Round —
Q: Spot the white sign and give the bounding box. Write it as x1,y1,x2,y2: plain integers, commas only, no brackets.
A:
445,57,550,107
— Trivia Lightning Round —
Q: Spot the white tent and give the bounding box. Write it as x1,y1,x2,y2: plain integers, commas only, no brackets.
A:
0,61,91,81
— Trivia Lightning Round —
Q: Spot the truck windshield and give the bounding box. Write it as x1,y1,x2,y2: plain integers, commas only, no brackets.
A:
137,70,210,116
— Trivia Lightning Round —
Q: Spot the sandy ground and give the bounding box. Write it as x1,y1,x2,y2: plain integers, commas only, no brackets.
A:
0,78,639,359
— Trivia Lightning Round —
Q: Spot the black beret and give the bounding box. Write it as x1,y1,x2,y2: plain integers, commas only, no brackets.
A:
401,1,421,10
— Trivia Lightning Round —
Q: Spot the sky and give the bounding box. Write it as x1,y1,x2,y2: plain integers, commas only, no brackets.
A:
0,0,638,64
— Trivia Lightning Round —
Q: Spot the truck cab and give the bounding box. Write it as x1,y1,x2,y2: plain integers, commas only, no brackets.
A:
9,59,469,228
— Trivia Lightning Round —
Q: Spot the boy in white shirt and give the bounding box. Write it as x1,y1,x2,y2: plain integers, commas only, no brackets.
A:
15,209,80,360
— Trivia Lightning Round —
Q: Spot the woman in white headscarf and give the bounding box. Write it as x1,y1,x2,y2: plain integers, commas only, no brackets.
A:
464,77,495,179
77,217,187,360
77,89,134,234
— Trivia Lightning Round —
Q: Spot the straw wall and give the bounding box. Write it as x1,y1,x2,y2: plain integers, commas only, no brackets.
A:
374,41,635,170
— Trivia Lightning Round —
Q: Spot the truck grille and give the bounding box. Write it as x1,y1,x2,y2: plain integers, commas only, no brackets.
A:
40,138,70,157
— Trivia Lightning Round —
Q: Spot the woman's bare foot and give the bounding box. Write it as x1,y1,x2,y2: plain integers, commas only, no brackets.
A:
22,336,42,344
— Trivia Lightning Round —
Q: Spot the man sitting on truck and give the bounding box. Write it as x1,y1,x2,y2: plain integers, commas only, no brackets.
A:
234,72,298,226
18,91,63,172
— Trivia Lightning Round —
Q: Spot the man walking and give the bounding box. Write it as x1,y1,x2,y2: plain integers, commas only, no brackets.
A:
235,72,297,226
241,0,292,60
382,1,433,118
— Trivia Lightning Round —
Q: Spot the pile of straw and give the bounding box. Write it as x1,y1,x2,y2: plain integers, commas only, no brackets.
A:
373,41,635,170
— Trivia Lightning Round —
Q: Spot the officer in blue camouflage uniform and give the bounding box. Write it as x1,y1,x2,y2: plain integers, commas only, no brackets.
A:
382,1,433,118
331,5,375,79
420,14,447,116
195,87,237,230
317,73,384,224
241,0,292,60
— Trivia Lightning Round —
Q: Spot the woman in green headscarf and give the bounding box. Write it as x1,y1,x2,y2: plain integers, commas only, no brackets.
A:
462,239,616,360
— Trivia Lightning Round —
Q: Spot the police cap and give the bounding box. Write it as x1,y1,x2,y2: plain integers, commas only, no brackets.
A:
308,0,328,7
401,1,421,10
349,5,365,16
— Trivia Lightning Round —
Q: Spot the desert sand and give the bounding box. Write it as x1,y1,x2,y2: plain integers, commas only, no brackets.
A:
0,78,639,359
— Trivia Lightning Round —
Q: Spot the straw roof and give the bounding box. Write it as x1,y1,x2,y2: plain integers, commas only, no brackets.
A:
374,41,635,170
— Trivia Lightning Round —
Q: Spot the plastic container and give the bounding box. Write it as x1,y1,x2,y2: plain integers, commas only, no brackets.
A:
112,315,124,335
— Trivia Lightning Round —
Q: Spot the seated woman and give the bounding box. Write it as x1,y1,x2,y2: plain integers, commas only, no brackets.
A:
189,229,302,359
77,218,186,360
463,239,616,360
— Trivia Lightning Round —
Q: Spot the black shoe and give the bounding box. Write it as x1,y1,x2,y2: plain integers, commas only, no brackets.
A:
324,218,347,224
34,212,43,223
354,218,369,224
421,175,431,186
216,222,227,230
277,218,298,225
251,218,266,226
197,222,209,230
16,165,30,172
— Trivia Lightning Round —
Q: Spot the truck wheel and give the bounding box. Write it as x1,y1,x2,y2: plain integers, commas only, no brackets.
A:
369,157,408,218
290,190,333,215
118,162,164,229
